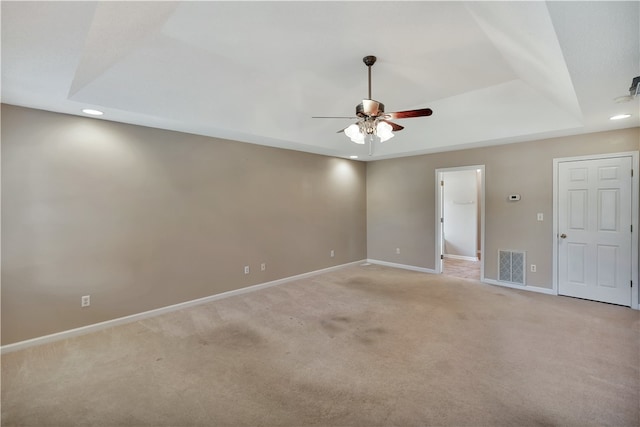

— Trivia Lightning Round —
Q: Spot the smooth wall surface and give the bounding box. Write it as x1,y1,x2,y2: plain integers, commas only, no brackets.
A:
367,127,640,288
442,169,478,259
1,105,367,345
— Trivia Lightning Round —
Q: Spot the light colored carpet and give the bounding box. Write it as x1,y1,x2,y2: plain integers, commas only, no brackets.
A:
2,264,639,426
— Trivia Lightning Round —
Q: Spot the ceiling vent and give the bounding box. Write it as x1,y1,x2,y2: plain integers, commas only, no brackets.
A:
616,76,640,103
629,76,640,96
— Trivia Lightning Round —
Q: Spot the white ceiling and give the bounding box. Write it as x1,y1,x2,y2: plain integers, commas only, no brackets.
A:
2,1,639,161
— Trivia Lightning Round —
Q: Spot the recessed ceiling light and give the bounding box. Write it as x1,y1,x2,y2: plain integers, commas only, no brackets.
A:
349,155,358,159
610,114,631,120
82,109,103,116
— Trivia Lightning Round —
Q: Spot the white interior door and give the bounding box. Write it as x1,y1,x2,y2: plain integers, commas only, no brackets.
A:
557,156,632,306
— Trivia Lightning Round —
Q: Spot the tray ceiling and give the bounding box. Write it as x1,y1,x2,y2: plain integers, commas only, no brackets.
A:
2,1,638,160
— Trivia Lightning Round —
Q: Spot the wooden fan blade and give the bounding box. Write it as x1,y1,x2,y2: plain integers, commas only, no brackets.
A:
381,120,404,131
386,108,433,119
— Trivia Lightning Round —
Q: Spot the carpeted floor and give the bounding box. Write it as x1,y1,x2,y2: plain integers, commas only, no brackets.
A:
2,264,639,426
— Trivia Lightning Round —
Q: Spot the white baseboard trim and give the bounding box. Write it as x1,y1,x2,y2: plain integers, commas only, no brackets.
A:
366,259,437,274
443,254,479,262
366,260,555,297
482,279,556,295
1,260,366,354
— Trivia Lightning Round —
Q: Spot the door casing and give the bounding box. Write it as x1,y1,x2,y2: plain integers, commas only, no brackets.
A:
435,165,485,279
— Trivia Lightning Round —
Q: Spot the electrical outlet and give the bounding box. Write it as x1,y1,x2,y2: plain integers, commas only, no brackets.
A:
530,264,537,273
330,250,334,258
244,266,250,274
81,295,90,307
261,263,266,271
396,248,401,254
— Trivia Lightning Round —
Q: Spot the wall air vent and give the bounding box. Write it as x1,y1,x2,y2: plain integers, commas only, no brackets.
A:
498,250,525,285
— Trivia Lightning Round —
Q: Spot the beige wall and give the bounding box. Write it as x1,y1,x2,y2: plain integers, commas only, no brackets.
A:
367,127,640,288
3,103,638,345
1,105,367,345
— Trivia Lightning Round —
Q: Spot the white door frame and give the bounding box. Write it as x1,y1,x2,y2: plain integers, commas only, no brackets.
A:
435,165,485,280
552,151,639,310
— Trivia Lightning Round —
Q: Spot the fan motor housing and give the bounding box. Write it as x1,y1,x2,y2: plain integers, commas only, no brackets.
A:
357,99,385,117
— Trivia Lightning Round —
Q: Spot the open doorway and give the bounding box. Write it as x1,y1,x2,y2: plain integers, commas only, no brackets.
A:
436,166,485,281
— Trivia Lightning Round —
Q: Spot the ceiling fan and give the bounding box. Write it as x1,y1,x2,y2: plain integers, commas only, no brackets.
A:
313,55,433,150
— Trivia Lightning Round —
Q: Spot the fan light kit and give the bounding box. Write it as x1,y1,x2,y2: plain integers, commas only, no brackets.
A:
344,116,394,144
314,55,433,155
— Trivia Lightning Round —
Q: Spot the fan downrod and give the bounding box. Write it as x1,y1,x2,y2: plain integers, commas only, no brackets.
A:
363,55,377,99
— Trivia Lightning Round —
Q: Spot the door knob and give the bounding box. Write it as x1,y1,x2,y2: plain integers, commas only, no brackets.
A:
560,233,567,239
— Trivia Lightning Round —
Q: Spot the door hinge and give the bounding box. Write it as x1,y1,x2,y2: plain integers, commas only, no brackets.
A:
441,254,444,260
440,217,444,223
440,180,444,186
631,224,633,233
632,169,634,177
631,280,633,288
